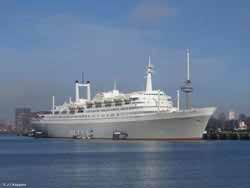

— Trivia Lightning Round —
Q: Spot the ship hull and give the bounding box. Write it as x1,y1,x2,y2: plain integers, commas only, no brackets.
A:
32,107,215,140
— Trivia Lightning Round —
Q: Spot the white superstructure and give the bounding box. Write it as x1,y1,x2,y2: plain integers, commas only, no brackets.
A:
32,51,216,139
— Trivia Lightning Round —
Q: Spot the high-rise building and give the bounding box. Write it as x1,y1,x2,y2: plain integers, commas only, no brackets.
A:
15,108,31,134
229,110,236,120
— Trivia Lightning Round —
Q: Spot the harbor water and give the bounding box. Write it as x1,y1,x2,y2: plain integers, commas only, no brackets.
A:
0,135,250,188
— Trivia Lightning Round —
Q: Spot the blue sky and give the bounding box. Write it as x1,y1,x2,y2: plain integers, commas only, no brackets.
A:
0,0,249,120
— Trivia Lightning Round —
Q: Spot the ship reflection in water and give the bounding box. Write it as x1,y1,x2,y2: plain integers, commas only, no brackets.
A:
0,135,250,188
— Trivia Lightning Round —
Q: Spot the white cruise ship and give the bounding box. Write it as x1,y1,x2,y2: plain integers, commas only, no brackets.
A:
32,50,216,140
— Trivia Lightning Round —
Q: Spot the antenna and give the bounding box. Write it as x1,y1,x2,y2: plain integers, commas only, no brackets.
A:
187,49,190,81
82,72,84,83
113,80,117,90
177,90,180,111
52,96,55,115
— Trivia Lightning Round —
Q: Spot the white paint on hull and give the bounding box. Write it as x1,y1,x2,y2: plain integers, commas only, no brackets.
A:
32,107,215,139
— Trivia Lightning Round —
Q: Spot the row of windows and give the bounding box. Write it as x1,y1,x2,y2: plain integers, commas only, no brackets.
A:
86,101,131,108
83,106,141,113
58,107,133,114
144,93,164,96
54,104,166,115
48,110,156,119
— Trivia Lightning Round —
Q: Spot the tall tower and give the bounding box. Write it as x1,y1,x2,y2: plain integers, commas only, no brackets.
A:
146,56,153,92
181,49,193,109
229,110,236,120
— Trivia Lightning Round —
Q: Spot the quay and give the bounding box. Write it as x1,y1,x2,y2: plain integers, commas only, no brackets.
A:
203,130,250,140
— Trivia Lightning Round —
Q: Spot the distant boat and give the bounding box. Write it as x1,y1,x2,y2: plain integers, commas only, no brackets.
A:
113,131,128,140
33,131,47,138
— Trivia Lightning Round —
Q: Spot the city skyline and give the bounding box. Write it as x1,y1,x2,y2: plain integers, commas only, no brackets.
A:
0,0,249,120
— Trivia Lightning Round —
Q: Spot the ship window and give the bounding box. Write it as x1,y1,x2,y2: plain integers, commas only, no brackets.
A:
125,101,130,104
130,97,139,101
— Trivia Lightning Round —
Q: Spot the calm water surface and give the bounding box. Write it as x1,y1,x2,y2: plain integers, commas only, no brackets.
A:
0,135,250,188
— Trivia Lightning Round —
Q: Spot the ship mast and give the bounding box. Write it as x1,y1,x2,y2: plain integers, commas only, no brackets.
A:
176,90,180,111
113,80,117,91
146,56,153,93
181,49,193,109
52,96,55,114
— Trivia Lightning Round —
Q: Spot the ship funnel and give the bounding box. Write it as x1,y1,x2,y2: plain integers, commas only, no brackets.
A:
75,80,80,102
86,81,91,101
75,76,91,102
